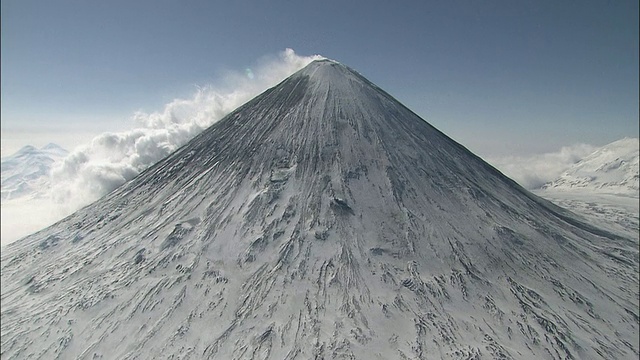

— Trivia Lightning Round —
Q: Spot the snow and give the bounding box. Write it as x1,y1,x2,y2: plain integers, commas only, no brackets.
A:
534,189,638,240
1,60,638,359
542,137,639,197
1,144,71,245
0,143,68,201
534,138,638,240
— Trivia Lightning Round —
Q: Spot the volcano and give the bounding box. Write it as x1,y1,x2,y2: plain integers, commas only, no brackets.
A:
1,59,638,359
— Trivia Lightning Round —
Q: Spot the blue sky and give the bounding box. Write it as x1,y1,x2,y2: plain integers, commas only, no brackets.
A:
1,0,638,157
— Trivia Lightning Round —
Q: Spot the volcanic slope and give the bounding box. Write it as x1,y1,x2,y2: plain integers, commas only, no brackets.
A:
1,59,638,360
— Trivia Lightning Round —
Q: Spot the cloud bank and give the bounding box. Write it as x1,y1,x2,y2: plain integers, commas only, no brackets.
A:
487,143,597,189
49,49,323,210
1,49,322,246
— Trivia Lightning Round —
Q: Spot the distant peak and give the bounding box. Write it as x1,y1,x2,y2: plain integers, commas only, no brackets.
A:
302,58,346,71
15,145,37,154
42,143,64,150
295,58,363,84
310,58,341,65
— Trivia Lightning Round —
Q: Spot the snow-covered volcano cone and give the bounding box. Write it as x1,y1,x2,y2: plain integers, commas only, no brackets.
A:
1,59,638,359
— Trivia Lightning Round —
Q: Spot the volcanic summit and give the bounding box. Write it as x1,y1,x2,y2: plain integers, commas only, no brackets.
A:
1,59,638,359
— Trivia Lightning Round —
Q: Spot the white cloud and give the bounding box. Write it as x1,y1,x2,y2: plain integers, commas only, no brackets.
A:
49,49,323,210
1,49,323,246
1,198,70,246
487,143,596,189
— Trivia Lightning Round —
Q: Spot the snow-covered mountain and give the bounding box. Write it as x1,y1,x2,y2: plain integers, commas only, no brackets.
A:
542,138,639,197
1,60,637,359
534,138,639,241
0,143,68,201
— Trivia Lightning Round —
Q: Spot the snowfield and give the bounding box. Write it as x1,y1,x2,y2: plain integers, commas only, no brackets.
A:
1,60,638,359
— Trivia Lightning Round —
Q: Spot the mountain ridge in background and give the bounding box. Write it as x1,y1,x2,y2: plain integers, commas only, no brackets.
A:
1,60,638,359
534,138,639,241
0,143,68,201
542,137,639,197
